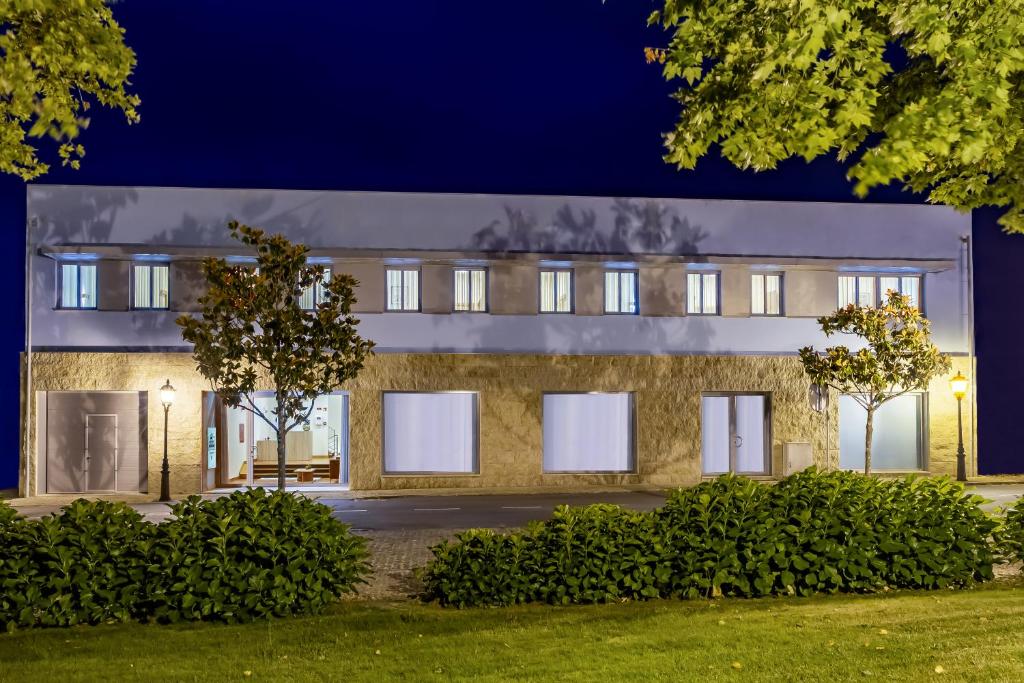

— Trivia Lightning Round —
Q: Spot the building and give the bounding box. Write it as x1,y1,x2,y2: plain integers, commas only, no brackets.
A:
18,185,975,497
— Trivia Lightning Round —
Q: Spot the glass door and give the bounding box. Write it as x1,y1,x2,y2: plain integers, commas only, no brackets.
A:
701,393,770,475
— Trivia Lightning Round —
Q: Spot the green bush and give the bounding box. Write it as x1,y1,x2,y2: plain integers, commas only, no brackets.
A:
422,470,1000,608
147,489,370,623
999,498,1024,569
0,491,370,630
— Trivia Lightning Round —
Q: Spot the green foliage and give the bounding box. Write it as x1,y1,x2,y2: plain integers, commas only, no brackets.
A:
178,222,374,488
0,492,370,630
422,470,998,608
998,498,1024,570
0,0,140,179
147,489,370,623
647,0,1024,231
799,292,951,473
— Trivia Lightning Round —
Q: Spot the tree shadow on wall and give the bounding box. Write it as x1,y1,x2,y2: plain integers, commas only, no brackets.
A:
28,186,140,245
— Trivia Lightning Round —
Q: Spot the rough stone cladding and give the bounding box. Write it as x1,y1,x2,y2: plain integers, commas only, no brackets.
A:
23,352,974,496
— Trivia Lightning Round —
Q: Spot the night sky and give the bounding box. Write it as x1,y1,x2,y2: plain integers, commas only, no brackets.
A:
1,1,1020,487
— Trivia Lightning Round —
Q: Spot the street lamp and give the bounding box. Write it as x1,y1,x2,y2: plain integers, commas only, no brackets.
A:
158,379,176,502
949,371,969,482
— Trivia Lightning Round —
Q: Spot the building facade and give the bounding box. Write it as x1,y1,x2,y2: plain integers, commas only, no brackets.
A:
20,186,975,497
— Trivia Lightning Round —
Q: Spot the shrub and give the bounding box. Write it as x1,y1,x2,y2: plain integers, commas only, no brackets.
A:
147,489,370,623
0,491,370,630
999,498,1024,569
422,469,1000,608
0,500,154,629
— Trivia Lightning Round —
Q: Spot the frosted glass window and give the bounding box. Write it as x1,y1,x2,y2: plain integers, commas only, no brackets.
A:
687,271,719,314
702,393,769,475
751,273,782,316
839,393,924,471
735,395,767,472
385,268,420,311
543,393,634,472
132,264,169,309
701,396,731,474
300,268,331,310
539,270,572,313
60,263,97,309
383,392,478,473
454,268,487,312
604,271,638,314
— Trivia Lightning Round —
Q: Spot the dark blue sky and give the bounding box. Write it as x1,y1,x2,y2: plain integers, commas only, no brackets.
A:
1,0,1020,486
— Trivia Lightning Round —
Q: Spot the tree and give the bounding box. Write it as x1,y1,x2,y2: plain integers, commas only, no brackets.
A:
0,0,140,179
178,222,374,490
645,1,1024,232
798,291,950,475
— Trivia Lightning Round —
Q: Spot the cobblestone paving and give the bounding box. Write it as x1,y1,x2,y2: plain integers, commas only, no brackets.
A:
350,529,470,601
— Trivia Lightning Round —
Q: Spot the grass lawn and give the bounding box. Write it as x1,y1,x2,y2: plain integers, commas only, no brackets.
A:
1,582,1023,682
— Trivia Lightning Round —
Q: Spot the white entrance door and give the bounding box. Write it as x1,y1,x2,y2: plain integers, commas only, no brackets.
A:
701,394,769,475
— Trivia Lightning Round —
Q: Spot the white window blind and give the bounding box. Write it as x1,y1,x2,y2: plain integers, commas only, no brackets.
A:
386,268,420,311
543,393,634,472
132,264,169,309
60,264,97,308
383,392,478,473
687,272,719,314
604,271,638,313
539,270,572,313
299,268,331,310
839,274,922,309
454,268,487,311
751,273,782,315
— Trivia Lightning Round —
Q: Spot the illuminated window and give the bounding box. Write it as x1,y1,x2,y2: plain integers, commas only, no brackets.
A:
132,264,169,309
454,268,487,312
604,271,638,314
686,271,719,314
838,274,922,309
386,268,420,311
751,273,782,316
539,269,573,313
59,263,97,309
299,268,331,310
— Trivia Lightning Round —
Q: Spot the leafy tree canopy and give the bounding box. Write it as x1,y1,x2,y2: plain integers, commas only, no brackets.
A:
0,0,139,179
178,221,374,489
647,0,1024,232
799,291,951,474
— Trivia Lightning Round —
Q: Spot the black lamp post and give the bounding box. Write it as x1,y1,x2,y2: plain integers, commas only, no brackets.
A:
949,371,968,482
158,379,176,502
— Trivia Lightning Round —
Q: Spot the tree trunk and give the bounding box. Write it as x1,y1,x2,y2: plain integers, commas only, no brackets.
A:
276,392,287,491
864,407,874,476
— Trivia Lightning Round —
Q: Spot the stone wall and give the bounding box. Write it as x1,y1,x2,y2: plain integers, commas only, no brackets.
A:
21,352,975,496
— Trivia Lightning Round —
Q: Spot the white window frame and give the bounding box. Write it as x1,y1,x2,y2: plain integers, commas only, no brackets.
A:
686,271,720,315
539,269,573,314
542,392,637,474
604,270,639,314
838,273,923,311
750,272,783,316
131,263,170,310
300,267,332,310
381,391,480,475
386,268,421,312
453,267,488,312
58,262,98,309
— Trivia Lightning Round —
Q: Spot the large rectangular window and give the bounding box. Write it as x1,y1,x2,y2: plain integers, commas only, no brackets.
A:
751,272,782,316
386,268,420,311
382,392,478,473
132,264,169,309
299,268,331,310
453,268,487,312
838,274,921,309
604,271,638,314
542,393,635,473
59,263,97,309
539,270,572,313
687,272,719,315
839,393,925,471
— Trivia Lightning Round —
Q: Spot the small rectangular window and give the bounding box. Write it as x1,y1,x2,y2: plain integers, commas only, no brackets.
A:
604,271,638,314
59,263,97,309
300,267,331,310
132,264,169,309
539,269,573,313
686,271,719,315
383,392,478,473
751,273,782,316
453,268,487,312
386,268,420,311
543,393,635,473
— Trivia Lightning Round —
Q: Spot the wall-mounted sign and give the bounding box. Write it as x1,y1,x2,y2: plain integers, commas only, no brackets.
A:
207,427,217,469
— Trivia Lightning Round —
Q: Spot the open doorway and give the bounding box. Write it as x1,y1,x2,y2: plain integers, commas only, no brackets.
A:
206,391,350,490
